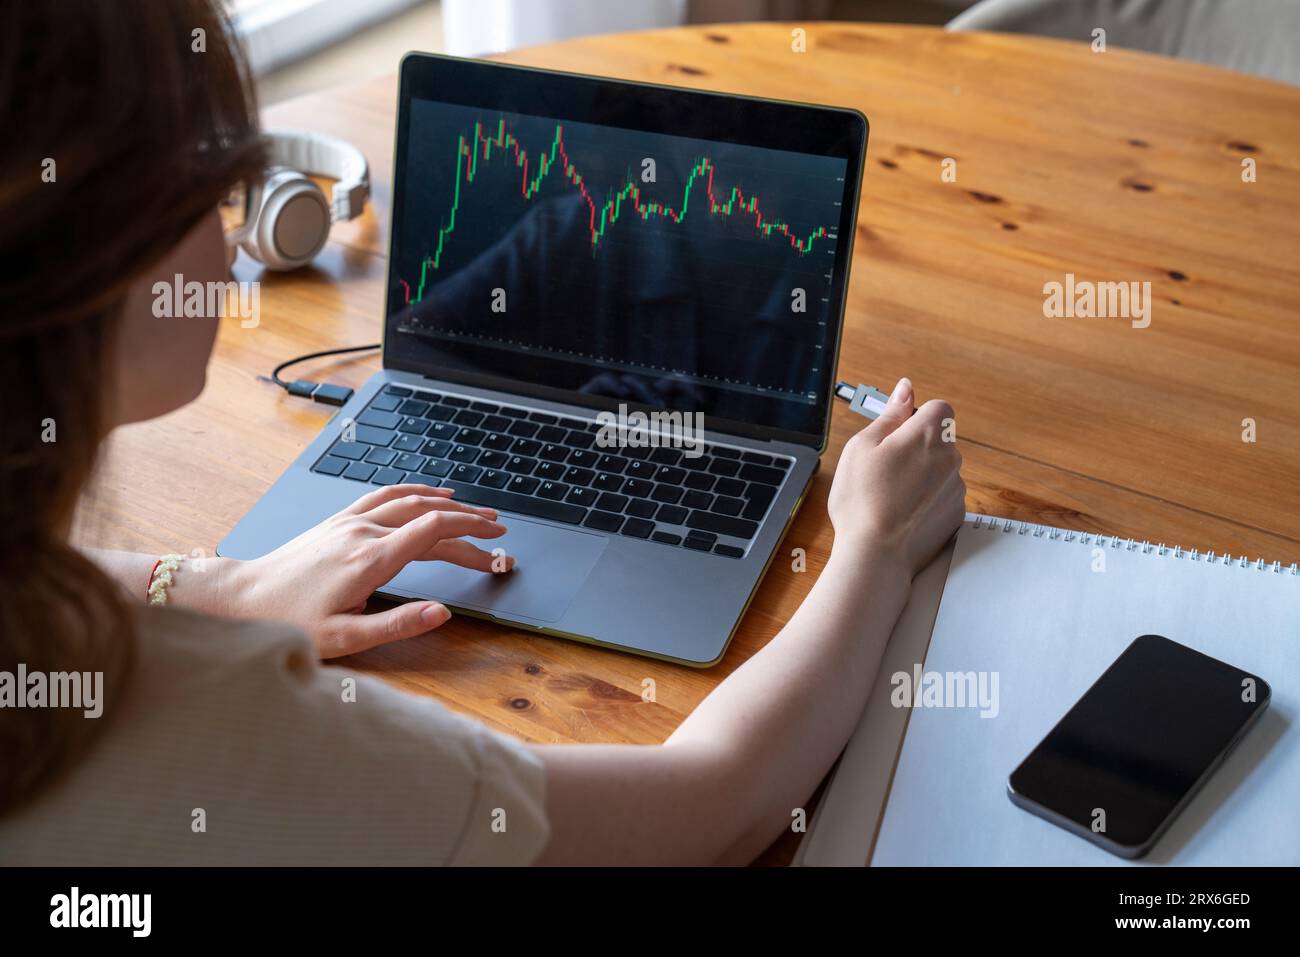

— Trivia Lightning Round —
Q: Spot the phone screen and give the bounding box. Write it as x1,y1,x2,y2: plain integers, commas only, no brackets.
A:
1008,634,1269,857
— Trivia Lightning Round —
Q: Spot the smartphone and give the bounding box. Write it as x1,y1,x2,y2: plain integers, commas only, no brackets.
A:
1007,634,1270,859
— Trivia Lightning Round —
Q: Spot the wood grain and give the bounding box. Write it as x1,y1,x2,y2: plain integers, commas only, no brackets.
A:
72,24,1300,864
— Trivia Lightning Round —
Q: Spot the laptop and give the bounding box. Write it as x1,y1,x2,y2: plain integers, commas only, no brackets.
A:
219,53,868,666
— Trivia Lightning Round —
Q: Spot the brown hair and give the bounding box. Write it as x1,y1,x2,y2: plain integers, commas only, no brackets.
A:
0,0,267,813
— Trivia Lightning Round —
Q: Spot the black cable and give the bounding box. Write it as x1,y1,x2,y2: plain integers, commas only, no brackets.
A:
263,343,380,406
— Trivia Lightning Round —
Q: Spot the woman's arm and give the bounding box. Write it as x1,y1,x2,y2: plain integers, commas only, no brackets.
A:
80,485,513,657
533,379,966,865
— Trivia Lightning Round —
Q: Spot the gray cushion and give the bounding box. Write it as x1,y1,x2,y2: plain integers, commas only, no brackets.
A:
948,0,1300,86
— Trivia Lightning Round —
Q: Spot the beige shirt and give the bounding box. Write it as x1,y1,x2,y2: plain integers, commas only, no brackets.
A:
1,606,549,865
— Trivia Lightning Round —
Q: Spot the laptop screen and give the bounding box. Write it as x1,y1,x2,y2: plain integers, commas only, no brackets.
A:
386,56,866,445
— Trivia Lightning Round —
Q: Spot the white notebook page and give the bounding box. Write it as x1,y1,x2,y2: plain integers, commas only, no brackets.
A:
869,517,1299,866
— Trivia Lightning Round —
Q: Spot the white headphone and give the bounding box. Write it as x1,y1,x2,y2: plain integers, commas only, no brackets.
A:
240,129,371,271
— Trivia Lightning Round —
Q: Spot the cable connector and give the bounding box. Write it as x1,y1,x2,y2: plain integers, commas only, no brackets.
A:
286,378,354,406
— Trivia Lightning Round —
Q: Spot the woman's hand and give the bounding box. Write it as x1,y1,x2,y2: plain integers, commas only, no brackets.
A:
826,377,966,578
218,484,512,657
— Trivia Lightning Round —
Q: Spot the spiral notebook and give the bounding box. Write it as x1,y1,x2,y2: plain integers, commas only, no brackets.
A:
796,514,1300,866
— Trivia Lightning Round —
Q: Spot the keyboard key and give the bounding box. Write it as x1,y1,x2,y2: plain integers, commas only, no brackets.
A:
528,411,559,424
654,466,686,485
651,484,683,504
449,445,480,463
478,469,510,489
565,430,596,450
371,467,405,486
741,451,773,466
392,434,425,453
563,467,595,486
426,405,456,422
596,454,628,474
651,531,682,546
383,385,412,397
684,531,716,551
468,400,499,413
558,418,588,431
624,460,655,480
498,406,529,419
453,410,484,427
742,484,776,521
422,439,452,458
649,448,682,465
355,425,396,446
511,438,541,457
583,510,624,533
312,455,348,476
364,447,397,466
680,454,710,471
591,473,625,494
537,425,567,443
622,478,654,498
420,458,453,477
397,417,430,435
686,511,758,540
682,490,714,510
714,544,744,558
426,422,458,441
440,396,470,408
451,463,482,483
536,480,567,500
370,394,403,412
567,448,599,469
482,432,513,451
358,409,401,429
330,440,368,461
739,463,784,486
397,399,430,417
708,458,740,477
713,477,745,498
625,499,658,519
505,455,535,475
655,504,688,525
440,481,585,525
595,492,629,512
539,443,569,463
713,446,741,459
481,414,512,432
457,427,486,445
711,496,744,516
508,420,540,438
535,461,566,481
508,475,540,495
478,450,508,469
343,462,376,482
684,472,715,492
621,517,655,539
565,487,598,507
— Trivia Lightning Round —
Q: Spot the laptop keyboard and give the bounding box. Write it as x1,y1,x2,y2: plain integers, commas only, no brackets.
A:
309,384,793,559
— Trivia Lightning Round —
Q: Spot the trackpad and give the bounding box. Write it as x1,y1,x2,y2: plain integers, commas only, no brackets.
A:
383,518,607,623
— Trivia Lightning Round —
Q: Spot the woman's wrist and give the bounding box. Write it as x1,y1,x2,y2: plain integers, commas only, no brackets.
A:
165,555,248,619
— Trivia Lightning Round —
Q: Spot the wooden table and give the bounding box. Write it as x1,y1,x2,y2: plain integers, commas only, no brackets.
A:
82,24,1300,864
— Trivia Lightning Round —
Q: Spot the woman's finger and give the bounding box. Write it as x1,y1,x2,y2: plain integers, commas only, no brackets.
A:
367,511,506,582
317,601,452,657
365,492,498,528
419,537,515,573
340,482,454,516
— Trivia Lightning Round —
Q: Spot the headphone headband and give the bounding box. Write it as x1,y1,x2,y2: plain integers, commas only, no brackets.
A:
265,129,370,222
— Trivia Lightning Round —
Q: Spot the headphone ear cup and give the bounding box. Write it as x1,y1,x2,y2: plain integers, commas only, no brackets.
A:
242,169,331,271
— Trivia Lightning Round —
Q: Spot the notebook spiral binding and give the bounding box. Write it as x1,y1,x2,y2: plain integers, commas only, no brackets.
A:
967,513,1300,575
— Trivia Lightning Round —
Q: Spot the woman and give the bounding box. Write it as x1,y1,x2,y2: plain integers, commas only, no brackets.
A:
0,0,964,865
